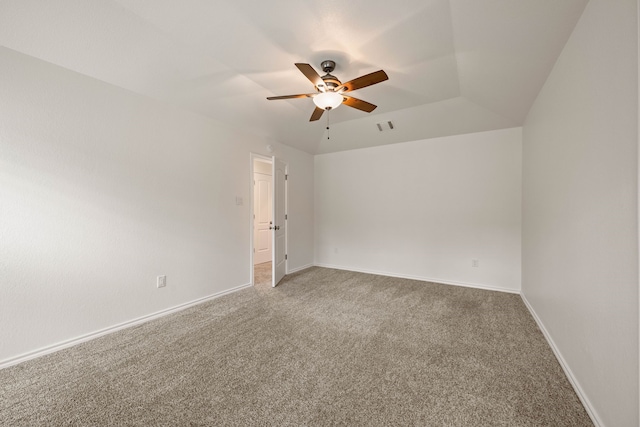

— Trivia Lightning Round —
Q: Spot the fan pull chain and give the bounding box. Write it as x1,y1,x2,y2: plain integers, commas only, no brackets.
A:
326,108,330,140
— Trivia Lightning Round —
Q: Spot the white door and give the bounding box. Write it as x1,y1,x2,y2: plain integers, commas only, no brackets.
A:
253,172,272,265
272,157,287,287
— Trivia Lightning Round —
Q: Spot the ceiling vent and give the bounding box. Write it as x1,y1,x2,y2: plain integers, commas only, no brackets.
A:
376,121,395,131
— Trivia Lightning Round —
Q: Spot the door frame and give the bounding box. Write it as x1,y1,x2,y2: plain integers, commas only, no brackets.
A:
250,153,271,286
250,153,289,286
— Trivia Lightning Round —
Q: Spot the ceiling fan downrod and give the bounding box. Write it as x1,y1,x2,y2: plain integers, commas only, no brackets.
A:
320,60,336,74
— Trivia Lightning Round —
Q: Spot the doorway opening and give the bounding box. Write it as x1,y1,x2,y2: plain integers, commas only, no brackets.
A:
252,156,273,290
250,153,288,289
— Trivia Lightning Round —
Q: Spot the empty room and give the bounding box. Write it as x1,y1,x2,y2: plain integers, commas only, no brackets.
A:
1,1,638,426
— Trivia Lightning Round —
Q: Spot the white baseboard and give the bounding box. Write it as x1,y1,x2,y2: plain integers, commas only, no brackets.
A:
520,293,603,427
287,263,314,274
0,283,252,370
313,263,520,294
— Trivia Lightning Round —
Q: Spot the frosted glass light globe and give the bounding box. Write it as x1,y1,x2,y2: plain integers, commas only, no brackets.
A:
313,91,343,110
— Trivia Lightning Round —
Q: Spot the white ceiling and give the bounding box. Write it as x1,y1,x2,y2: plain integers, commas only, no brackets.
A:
0,0,588,154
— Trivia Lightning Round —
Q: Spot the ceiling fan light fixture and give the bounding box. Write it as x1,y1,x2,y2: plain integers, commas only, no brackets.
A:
313,91,343,110
267,61,388,121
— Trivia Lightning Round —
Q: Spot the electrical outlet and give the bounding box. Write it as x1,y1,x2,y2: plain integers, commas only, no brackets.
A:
472,259,480,268
157,275,167,288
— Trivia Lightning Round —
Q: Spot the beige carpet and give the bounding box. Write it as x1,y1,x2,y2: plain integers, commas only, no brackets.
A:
0,267,592,426
254,261,272,290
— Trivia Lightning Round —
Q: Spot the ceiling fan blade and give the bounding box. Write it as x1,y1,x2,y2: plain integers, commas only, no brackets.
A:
310,107,325,121
267,93,316,100
295,63,324,88
342,95,377,113
336,70,388,93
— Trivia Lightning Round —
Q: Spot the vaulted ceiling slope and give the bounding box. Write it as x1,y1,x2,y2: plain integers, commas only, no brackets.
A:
0,0,588,154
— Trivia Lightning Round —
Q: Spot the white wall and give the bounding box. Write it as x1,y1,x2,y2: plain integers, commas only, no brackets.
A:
314,128,522,292
0,46,314,364
521,0,639,425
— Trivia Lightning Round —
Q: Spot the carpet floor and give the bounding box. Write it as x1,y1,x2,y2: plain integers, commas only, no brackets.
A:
254,261,272,290
0,267,592,426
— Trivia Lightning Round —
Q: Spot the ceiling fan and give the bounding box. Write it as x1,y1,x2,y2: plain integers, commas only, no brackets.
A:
266,60,388,121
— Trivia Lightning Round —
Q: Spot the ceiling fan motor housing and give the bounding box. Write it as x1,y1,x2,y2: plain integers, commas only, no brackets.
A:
321,74,341,91
318,60,341,91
